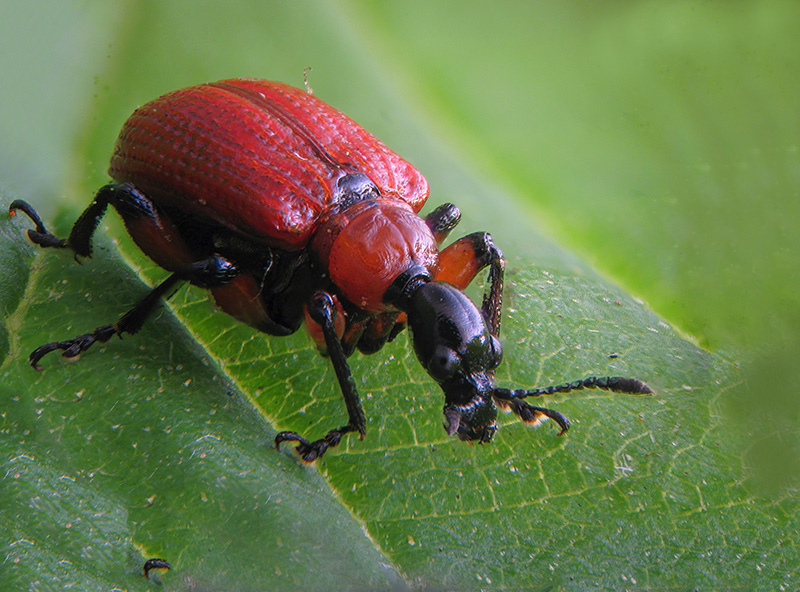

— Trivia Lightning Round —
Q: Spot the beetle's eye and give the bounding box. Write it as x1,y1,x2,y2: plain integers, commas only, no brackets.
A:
428,345,459,382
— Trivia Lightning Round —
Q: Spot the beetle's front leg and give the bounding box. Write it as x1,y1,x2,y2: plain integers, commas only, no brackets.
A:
437,231,505,337
275,291,367,462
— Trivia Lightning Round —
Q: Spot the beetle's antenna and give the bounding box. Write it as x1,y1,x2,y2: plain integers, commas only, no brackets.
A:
495,376,653,400
493,376,653,436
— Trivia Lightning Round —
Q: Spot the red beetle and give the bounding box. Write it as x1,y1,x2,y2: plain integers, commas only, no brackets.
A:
10,79,651,461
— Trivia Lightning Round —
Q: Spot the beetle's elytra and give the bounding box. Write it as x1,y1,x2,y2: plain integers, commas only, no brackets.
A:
10,78,652,461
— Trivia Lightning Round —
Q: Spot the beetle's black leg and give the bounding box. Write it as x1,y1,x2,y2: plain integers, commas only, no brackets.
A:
9,200,69,249
478,235,504,339
275,290,367,462
68,182,165,258
493,377,654,435
28,273,182,370
66,184,126,258
10,185,117,258
28,254,240,370
10,183,157,259
177,254,240,288
436,231,505,338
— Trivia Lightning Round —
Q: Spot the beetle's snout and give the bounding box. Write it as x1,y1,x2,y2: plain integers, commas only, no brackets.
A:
443,395,498,443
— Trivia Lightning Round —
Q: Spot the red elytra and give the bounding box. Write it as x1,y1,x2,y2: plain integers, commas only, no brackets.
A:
9,78,652,462
109,79,429,250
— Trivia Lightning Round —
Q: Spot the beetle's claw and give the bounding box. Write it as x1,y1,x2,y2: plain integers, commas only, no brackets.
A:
9,199,47,232
29,343,63,370
28,324,117,370
9,199,69,249
275,431,321,462
275,428,346,462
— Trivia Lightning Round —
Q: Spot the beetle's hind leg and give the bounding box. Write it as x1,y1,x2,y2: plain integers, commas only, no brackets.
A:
10,183,137,259
9,200,69,249
17,181,243,368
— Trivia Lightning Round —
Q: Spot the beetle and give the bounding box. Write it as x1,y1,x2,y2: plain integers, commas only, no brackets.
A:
10,78,652,461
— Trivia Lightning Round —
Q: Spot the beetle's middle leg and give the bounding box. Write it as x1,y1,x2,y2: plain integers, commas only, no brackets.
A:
275,290,367,462
27,253,239,369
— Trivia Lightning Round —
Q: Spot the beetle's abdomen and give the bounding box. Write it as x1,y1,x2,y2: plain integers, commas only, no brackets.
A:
109,79,428,251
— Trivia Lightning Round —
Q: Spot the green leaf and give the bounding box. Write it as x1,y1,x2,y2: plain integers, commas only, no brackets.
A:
1,2,797,591
0,215,407,590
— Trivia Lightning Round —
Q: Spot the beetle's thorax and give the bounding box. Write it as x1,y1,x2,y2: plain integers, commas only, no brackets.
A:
311,197,439,313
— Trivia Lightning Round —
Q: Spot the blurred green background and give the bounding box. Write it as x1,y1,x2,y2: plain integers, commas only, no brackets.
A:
1,1,798,590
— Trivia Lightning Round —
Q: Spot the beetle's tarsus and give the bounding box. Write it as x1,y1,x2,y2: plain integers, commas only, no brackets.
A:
275,426,353,462
29,324,118,370
28,273,188,369
275,431,320,462
275,431,327,462
9,199,70,250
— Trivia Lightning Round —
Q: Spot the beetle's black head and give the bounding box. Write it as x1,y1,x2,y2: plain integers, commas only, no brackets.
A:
401,280,503,443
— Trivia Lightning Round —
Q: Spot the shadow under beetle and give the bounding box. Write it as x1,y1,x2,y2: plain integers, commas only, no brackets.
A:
10,79,652,461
